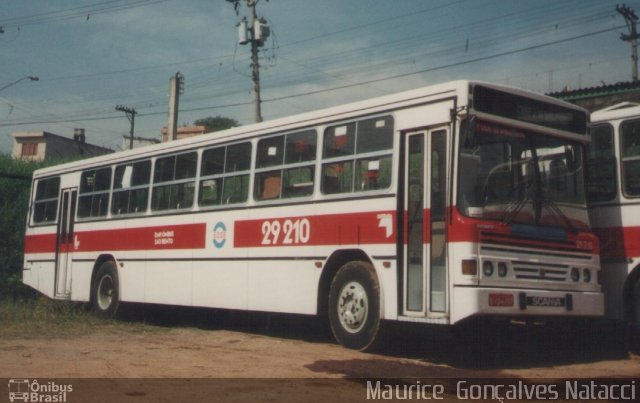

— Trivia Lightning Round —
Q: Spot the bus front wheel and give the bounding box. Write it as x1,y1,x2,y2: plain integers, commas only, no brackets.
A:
91,261,120,319
328,261,381,351
631,279,640,353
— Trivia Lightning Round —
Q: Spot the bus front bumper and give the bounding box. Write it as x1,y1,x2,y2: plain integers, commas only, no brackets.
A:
451,287,604,324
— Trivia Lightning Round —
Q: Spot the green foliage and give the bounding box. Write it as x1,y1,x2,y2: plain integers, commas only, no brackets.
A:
194,116,240,132
0,155,45,299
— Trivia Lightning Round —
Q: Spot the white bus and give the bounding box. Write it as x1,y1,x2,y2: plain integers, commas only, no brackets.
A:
588,102,640,345
23,80,603,350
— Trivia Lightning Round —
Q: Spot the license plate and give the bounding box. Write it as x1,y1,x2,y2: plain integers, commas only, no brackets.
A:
526,296,565,307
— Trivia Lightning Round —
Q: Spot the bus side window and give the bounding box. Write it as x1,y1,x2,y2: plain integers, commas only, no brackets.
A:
33,177,61,224
151,152,197,211
587,124,616,202
621,120,640,197
112,160,151,215
78,168,112,218
321,116,393,195
200,142,251,207
255,130,316,201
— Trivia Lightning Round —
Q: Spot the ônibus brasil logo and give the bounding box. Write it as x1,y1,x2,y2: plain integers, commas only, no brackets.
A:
8,379,73,402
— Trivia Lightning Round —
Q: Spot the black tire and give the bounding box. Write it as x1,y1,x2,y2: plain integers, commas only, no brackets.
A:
630,279,640,354
91,261,120,319
328,261,381,350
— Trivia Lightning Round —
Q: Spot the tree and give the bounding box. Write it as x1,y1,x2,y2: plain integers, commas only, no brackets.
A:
195,116,240,132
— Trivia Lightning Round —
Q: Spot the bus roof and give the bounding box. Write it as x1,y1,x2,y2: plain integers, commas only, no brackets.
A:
32,79,584,178
591,102,640,123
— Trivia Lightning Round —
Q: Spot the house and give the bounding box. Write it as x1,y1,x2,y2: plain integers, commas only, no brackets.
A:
548,81,640,111
161,125,207,142
11,128,113,162
121,135,161,150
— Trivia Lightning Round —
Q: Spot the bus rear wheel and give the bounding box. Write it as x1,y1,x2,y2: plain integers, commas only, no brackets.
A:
328,261,381,351
91,261,120,319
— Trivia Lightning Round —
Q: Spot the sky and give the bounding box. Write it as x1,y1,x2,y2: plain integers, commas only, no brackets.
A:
0,0,636,154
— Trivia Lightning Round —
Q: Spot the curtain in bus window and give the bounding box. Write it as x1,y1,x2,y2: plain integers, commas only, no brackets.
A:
621,120,640,196
324,123,355,158
321,116,393,195
254,131,317,201
354,156,392,191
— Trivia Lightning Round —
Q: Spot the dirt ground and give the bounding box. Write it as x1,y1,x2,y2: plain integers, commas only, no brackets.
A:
1,305,639,402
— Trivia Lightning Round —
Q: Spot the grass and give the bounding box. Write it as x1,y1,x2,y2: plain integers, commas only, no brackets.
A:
0,297,165,339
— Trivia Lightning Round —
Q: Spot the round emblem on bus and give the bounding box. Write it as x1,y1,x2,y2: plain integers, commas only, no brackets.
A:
213,222,227,249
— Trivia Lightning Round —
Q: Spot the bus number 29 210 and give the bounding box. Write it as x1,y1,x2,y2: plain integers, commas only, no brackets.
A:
261,218,311,245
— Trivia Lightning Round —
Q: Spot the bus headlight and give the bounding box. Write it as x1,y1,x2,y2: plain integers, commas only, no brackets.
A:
583,269,592,283
483,261,494,277
462,259,477,276
570,268,580,282
498,262,508,277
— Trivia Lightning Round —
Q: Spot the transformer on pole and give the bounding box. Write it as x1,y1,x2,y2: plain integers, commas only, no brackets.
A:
228,0,270,123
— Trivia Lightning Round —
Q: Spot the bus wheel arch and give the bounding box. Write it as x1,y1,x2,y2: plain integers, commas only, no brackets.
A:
622,265,640,323
321,252,381,351
90,255,120,318
317,249,373,319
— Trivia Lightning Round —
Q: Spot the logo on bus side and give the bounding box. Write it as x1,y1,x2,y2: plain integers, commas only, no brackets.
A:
213,222,227,248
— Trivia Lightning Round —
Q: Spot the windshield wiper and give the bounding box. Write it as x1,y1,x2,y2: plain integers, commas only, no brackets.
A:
541,196,578,234
502,179,536,225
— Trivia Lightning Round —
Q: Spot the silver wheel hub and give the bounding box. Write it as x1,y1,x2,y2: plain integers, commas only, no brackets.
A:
337,281,368,333
97,275,114,310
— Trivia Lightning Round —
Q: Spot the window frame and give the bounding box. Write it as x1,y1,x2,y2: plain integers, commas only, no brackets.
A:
32,177,61,225
586,123,617,203
151,151,198,212
199,141,252,208
111,159,152,216
321,115,394,195
77,167,113,219
254,129,318,202
620,118,640,199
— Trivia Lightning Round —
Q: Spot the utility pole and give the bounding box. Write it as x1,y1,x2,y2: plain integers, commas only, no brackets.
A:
167,72,184,141
617,4,640,81
228,0,270,123
116,105,137,150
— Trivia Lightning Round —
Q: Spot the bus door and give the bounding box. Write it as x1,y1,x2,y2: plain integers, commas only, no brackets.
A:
403,129,448,317
55,188,77,297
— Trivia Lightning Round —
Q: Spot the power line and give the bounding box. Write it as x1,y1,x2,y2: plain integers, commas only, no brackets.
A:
0,23,624,129
0,0,169,29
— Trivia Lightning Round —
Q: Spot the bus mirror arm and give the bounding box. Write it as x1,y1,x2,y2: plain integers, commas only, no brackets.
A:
462,115,477,147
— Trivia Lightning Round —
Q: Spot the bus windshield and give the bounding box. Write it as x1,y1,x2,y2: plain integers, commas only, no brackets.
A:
457,120,589,231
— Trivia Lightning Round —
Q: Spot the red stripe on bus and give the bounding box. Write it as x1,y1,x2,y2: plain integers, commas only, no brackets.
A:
24,223,206,254
594,226,640,259
24,233,58,254
234,211,397,248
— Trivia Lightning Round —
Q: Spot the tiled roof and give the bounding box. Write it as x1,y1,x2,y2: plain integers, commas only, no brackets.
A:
548,81,640,100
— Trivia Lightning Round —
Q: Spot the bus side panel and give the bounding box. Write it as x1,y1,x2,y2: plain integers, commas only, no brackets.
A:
119,259,146,303
192,261,248,310
591,204,640,320
192,209,249,310
144,256,193,306
247,258,317,314
23,223,58,299
70,260,93,302
22,260,56,299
